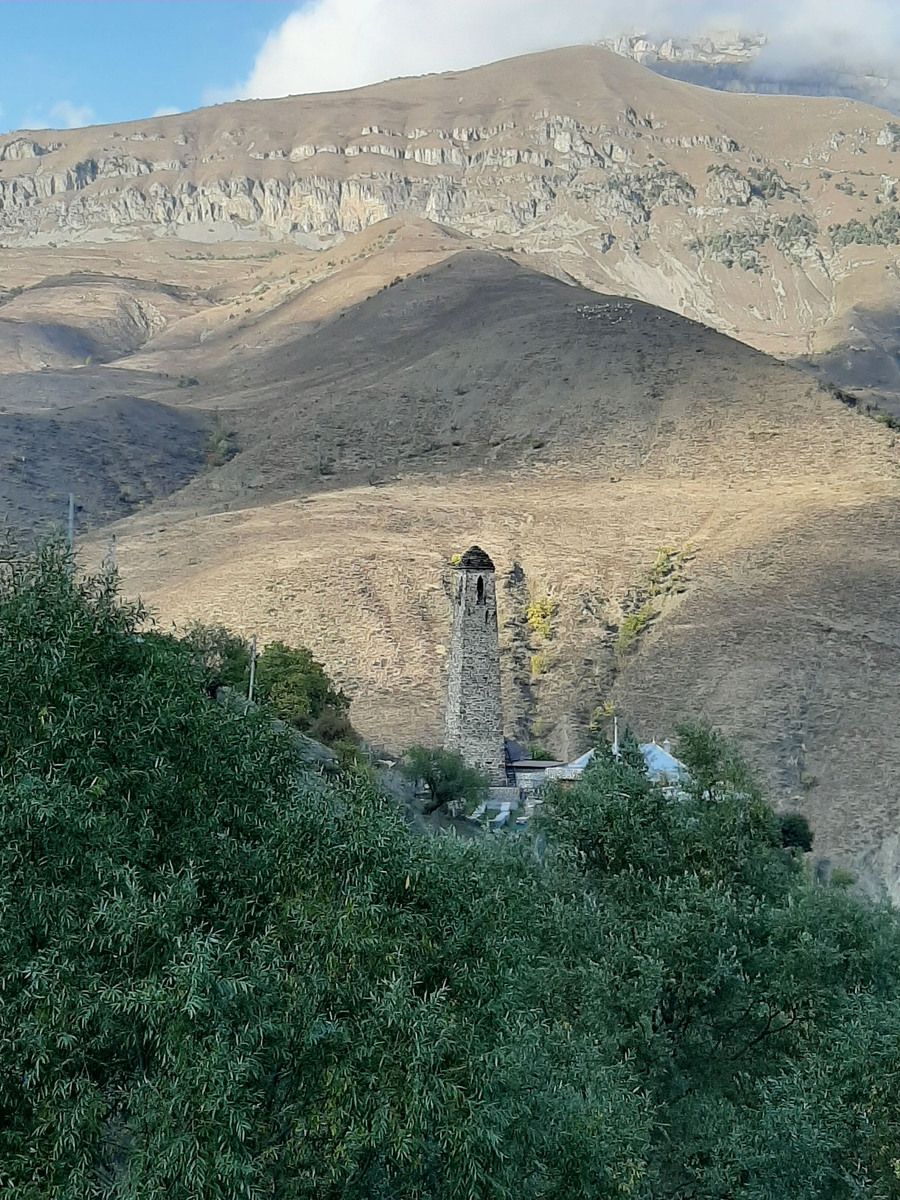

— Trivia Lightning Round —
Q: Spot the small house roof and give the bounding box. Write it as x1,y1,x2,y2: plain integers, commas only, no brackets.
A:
545,741,689,784
640,741,687,781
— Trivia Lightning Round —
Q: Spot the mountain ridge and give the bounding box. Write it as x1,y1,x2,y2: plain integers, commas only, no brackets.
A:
599,32,900,114
3,45,900,410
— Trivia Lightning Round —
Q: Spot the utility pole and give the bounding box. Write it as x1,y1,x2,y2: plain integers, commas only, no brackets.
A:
247,634,258,704
103,534,117,575
67,493,75,552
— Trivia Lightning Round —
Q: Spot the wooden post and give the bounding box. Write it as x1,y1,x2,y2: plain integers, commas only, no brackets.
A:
103,534,117,574
247,634,258,704
67,493,75,552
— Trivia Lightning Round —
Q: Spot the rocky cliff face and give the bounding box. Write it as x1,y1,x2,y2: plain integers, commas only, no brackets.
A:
601,31,900,114
0,109,736,243
599,32,767,68
2,45,900,399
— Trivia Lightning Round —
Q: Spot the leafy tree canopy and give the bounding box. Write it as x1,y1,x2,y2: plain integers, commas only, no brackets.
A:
1,547,900,1199
780,811,815,853
617,725,646,774
540,745,900,1197
180,625,353,744
254,639,349,735
400,745,489,814
181,621,250,693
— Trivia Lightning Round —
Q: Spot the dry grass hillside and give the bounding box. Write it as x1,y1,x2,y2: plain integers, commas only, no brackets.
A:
2,46,900,408
105,468,900,902
134,247,898,508
59,244,900,900
0,221,476,533
1,48,899,893
0,395,206,538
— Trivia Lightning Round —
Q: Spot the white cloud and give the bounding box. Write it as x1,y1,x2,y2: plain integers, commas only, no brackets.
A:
231,0,900,100
47,100,95,129
21,99,96,130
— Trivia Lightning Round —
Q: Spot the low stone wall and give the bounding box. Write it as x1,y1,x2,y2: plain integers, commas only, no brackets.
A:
486,786,521,810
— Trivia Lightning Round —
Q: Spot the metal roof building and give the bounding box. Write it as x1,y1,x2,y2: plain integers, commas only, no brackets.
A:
545,741,688,785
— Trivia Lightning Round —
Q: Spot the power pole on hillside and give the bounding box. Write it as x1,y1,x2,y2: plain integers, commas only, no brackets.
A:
67,493,75,553
248,634,258,704
103,534,117,575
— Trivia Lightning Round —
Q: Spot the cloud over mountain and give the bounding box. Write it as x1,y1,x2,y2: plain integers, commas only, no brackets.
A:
20,99,95,131
234,0,900,99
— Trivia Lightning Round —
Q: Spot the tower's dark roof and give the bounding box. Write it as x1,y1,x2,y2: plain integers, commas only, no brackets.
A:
458,545,495,571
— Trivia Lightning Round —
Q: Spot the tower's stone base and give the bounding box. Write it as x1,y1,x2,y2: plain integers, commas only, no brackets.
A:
444,546,507,783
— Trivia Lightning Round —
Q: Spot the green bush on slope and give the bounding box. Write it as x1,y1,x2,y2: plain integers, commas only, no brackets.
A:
180,624,352,743
1,546,899,1199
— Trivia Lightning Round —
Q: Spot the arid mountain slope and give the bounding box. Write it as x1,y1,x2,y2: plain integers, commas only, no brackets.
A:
0,274,202,372
2,46,900,405
67,245,900,900
0,221,485,535
129,248,893,508
0,393,206,538
0,220,484,534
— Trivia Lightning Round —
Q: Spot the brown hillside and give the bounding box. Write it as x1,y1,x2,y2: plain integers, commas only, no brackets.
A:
138,249,891,506
1,395,206,538
0,221,481,533
76,246,900,901
2,46,900,408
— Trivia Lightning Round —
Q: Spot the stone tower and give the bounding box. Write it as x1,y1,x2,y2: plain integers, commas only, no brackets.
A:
444,546,507,784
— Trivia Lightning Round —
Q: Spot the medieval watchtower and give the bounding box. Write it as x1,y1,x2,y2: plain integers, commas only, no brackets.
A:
444,546,507,784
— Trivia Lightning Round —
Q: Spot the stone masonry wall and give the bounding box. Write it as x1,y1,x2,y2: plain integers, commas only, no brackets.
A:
444,559,507,783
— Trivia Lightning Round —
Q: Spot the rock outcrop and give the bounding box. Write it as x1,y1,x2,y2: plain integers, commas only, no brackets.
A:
601,31,900,114
1,45,899,396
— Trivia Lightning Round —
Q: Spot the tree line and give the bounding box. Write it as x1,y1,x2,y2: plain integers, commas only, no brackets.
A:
0,545,897,1198
181,620,354,748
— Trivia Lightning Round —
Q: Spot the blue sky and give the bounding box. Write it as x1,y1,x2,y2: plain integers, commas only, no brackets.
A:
0,0,298,132
3,0,899,134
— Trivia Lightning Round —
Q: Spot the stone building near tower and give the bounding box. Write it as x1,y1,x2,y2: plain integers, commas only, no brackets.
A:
444,546,507,784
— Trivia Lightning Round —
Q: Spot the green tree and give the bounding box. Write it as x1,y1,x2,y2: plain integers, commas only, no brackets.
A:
254,639,349,735
676,719,759,800
617,725,647,774
3,546,900,1199
400,745,489,814
780,811,814,852
0,546,301,1196
308,703,356,746
180,620,250,693
540,739,900,1198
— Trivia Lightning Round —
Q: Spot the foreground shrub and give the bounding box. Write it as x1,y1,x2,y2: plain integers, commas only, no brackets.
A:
1,547,899,1198
400,744,488,814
